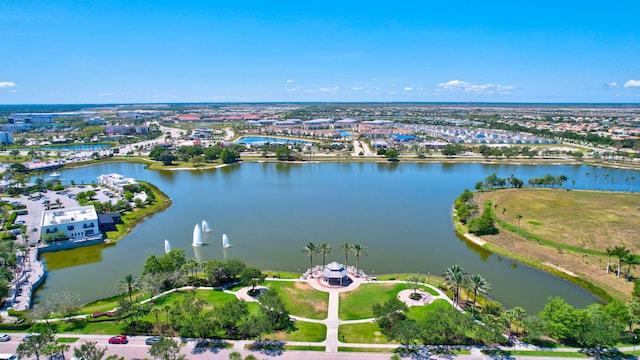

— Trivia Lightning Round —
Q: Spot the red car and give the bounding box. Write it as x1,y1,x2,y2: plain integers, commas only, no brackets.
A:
108,335,128,344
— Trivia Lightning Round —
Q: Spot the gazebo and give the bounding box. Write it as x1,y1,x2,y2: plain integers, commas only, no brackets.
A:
322,261,350,286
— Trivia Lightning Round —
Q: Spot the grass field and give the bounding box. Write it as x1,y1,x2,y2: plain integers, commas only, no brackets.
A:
265,321,326,342
339,283,411,320
406,299,451,320
338,322,393,344
265,281,329,319
476,188,640,300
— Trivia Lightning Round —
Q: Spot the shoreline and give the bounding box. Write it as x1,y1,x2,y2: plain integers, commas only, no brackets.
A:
8,156,632,309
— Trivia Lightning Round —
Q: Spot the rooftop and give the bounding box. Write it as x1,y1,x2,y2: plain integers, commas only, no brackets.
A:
41,206,98,226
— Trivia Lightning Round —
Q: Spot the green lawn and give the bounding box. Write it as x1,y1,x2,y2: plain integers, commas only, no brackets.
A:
78,291,140,314
338,347,395,352
265,321,326,342
406,299,451,320
57,319,123,335
338,322,393,344
482,349,588,358
265,281,328,319
339,283,410,320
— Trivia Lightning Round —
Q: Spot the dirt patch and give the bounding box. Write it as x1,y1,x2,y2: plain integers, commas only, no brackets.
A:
483,229,632,300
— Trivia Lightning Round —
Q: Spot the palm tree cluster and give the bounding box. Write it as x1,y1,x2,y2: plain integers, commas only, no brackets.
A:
443,264,491,314
586,172,635,192
300,242,367,276
605,245,638,280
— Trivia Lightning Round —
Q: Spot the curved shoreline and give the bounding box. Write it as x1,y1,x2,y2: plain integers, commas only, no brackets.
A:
452,213,612,303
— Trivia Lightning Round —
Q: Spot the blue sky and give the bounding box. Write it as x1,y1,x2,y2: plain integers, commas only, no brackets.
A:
1,1,640,104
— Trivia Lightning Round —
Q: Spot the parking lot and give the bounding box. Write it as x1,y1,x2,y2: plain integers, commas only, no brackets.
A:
2,186,124,245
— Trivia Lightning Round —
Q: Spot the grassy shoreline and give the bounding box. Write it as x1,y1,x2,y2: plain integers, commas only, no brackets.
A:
453,188,640,303
103,180,172,242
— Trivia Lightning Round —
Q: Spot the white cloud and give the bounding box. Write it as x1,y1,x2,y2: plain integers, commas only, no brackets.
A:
387,91,397,95
98,92,114,97
286,79,294,83
0,81,16,88
624,80,640,88
404,87,413,91
351,87,364,91
608,82,619,88
319,86,340,93
287,86,300,93
437,80,514,94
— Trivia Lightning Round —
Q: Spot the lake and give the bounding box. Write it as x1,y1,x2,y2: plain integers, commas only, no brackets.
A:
36,161,640,312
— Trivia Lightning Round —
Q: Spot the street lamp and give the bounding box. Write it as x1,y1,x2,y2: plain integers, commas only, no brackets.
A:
427,272,431,284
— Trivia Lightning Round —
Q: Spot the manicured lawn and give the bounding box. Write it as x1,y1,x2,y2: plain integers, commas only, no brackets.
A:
482,349,588,358
56,337,79,343
57,319,122,335
339,347,394,352
265,281,328,320
284,345,325,351
338,322,393,344
339,283,410,320
406,299,451,320
78,291,140,314
265,321,326,342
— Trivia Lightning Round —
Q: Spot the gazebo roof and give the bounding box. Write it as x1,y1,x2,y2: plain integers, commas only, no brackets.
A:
323,261,348,279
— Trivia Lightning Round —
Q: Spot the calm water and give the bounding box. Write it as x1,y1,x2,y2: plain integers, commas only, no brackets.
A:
37,162,640,312
234,136,312,145
38,144,112,151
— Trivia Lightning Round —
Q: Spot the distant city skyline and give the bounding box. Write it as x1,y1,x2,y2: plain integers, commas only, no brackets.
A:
1,1,639,104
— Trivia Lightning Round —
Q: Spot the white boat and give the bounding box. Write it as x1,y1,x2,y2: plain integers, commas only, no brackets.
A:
192,224,203,246
164,239,171,254
202,220,211,233
50,172,61,177
222,234,231,248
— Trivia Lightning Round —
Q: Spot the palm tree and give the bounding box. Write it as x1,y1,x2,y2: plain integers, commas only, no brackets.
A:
593,174,598,190
351,243,367,277
301,242,318,270
150,307,161,331
468,274,491,314
625,177,629,192
613,245,630,278
502,207,507,228
571,179,576,190
183,258,198,282
631,176,636,193
603,174,609,191
443,264,467,307
318,243,333,268
606,247,614,274
515,214,523,236
611,177,615,191
512,307,527,335
118,274,138,303
340,243,352,267
624,254,640,281
585,172,590,190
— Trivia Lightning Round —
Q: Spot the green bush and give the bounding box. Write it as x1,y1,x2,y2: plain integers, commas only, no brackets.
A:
0,321,32,330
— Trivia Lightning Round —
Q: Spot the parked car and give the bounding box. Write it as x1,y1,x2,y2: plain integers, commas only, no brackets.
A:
0,334,10,342
145,336,162,345
22,332,41,341
108,335,128,344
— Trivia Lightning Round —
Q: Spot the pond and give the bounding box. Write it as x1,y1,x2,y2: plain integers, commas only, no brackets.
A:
36,161,639,312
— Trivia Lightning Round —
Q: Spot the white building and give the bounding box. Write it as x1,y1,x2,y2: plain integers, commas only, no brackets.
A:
40,206,99,240
98,173,139,194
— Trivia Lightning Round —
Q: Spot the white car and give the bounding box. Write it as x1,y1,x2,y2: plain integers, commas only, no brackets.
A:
0,334,10,342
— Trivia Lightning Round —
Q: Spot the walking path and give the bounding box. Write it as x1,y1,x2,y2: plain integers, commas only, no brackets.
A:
226,269,451,353
3,246,46,313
